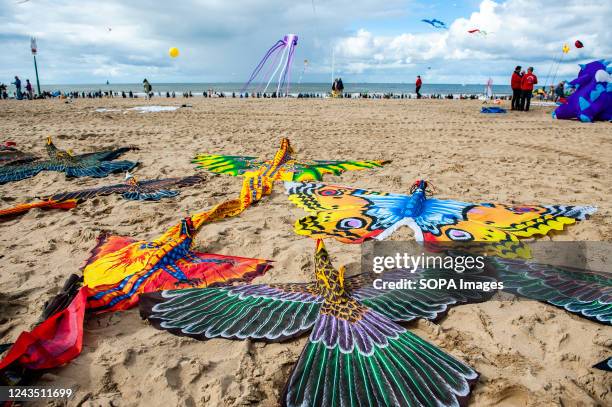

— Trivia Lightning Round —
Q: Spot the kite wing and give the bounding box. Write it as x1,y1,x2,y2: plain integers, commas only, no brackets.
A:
48,183,130,202
87,250,272,314
74,146,135,162
0,146,37,167
283,306,478,406
417,202,597,255
82,234,156,288
0,284,86,372
140,283,323,341
494,258,612,324
59,147,138,178
285,181,411,243
192,154,264,176
0,160,51,184
0,199,78,221
279,159,390,182
594,357,611,371
124,175,205,201
345,267,495,322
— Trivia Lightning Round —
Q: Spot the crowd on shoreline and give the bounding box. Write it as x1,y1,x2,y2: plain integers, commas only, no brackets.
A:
2,75,518,102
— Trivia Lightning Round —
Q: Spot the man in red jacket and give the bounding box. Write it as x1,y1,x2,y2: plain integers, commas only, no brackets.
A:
520,67,538,111
510,65,522,110
415,75,422,99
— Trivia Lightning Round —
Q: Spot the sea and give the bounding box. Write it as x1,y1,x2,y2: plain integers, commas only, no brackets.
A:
5,82,513,97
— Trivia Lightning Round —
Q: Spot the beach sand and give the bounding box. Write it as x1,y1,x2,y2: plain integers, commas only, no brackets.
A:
0,97,610,406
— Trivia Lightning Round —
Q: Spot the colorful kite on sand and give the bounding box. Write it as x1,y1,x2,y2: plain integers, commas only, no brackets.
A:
83,213,272,313
140,239,480,406
0,137,137,184
285,180,596,254
0,173,205,221
192,137,390,213
242,34,299,95
0,142,38,167
553,60,612,122
140,239,612,406
50,172,204,202
0,207,272,381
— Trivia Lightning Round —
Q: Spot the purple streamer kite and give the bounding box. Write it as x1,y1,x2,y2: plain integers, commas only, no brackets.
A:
242,34,299,96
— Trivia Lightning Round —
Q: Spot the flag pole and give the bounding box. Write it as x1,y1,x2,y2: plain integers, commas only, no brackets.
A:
31,37,41,96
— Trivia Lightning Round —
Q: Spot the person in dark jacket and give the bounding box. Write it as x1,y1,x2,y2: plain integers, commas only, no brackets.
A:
337,77,344,98
510,66,522,110
12,76,22,100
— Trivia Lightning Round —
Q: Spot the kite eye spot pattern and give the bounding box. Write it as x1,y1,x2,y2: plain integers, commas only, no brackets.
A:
446,228,474,241
338,217,366,230
512,206,536,213
320,189,342,197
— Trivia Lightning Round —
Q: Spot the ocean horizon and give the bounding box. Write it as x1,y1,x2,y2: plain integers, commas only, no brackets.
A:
4,82,515,96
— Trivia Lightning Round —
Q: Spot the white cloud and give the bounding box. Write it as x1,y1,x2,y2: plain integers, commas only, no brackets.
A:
0,0,609,84
334,0,611,83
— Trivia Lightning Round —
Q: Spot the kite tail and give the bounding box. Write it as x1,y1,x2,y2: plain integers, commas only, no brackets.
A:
282,309,478,407
0,199,78,221
242,40,286,93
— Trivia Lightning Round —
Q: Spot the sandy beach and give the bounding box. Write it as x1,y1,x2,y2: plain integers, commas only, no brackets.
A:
0,97,610,406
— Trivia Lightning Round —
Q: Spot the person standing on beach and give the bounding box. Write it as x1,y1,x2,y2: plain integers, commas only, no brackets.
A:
337,77,344,98
331,78,338,97
510,66,522,110
143,78,153,99
554,81,565,102
25,79,33,100
520,67,537,111
415,75,422,99
12,76,22,100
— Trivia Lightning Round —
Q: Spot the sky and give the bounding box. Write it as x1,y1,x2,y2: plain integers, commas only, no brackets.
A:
0,0,610,85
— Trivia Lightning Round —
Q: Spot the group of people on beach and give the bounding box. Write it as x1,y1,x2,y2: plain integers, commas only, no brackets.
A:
331,77,344,97
0,76,35,100
510,66,538,111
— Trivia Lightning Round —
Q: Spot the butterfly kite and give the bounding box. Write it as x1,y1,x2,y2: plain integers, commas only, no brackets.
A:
193,137,390,212
140,239,611,405
285,180,596,255
422,18,447,29
0,137,138,184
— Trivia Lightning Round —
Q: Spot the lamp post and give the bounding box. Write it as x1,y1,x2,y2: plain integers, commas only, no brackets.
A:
30,37,41,96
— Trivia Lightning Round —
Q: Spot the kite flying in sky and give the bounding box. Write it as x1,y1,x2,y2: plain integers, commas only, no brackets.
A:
468,29,489,36
421,19,447,29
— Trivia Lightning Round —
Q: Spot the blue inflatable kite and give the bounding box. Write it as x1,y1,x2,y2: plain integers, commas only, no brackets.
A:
553,60,612,122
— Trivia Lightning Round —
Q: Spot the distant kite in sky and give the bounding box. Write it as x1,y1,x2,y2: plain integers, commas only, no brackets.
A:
468,29,489,36
575,40,584,48
421,19,447,29
242,34,299,96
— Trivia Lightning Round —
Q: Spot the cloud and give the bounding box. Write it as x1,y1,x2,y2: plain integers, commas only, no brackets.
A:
0,0,609,84
334,0,611,83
